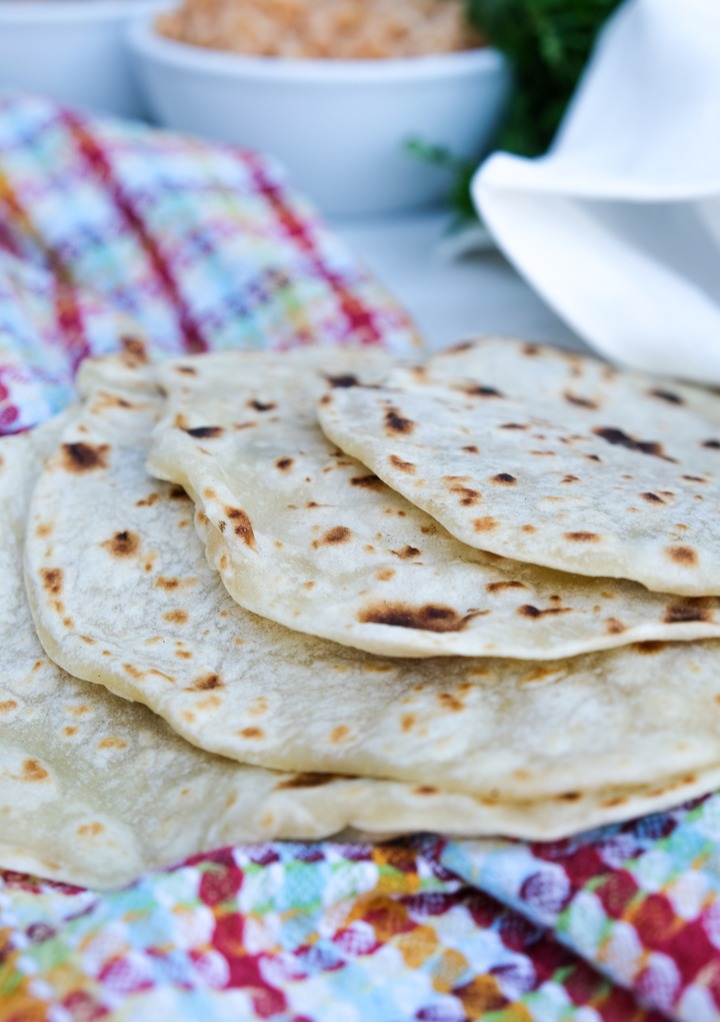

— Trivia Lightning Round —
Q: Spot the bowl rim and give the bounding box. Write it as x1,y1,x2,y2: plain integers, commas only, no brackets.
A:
0,0,163,24
128,16,507,82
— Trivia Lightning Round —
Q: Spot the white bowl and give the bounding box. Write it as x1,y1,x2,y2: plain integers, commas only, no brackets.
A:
0,0,164,119
129,18,511,217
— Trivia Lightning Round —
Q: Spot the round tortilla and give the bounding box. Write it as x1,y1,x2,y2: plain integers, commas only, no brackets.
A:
318,337,720,595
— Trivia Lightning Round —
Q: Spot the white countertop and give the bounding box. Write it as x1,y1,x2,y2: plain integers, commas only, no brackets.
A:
334,209,590,356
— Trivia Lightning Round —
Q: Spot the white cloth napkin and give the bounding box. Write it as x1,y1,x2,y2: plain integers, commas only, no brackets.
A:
473,0,720,384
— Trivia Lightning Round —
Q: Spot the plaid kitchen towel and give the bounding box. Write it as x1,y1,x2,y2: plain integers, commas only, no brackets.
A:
0,92,716,1022
0,92,418,434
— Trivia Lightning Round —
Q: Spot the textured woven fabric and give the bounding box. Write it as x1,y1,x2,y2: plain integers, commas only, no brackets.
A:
0,93,717,1022
0,93,418,434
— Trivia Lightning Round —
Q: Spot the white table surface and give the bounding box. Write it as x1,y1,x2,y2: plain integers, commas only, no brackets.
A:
334,209,591,356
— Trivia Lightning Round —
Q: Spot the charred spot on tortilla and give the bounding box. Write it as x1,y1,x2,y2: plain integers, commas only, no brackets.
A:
358,601,477,633
60,442,109,473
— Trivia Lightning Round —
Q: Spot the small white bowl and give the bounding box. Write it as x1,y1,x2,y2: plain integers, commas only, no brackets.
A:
129,18,511,217
0,0,164,119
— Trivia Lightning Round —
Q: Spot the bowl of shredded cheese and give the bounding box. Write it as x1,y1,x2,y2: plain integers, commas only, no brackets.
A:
130,0,511,216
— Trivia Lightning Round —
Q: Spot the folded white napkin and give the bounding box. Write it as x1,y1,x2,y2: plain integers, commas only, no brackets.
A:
473,0,720,384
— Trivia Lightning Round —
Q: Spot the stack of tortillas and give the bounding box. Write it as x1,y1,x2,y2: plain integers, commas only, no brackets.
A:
7,336,720,889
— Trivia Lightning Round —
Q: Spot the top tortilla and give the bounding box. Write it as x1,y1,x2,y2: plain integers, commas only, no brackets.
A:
318,337,720,595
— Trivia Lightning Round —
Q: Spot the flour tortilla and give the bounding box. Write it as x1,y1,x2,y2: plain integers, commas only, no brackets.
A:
24,355,720,814
7,414,679,891
318,337,720,595
144,349,720,658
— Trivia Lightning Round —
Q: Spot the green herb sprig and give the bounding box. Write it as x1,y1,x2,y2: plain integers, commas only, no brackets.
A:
466,0,623,156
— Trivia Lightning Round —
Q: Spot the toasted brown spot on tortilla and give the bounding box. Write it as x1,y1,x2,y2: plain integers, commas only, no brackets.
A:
464,384,504,398
225,507,257,549
519,605,572,619
191,673,224,691
558,791,581,801
523,343,540,356
176,364,197,375
77,822,105,837
451,485,481,505
666,545,698,566
331,725,351,743
484,581,526,596
275,457,294,471
0,700,16,713
641,492,665,504
401,714,416,732
385,407,415,434
635,641,668,655
561,475,580,484
313,526,352,549
414,786,438,796
327,373,360,388
163,609,189,624
123,663,144,680
185,426,224,439
391,545,420,559
499,422,527,430
350,474,382,489
359,601,476,633
683,475,706,483
64,726,77,736
102,530,140,558
491,473,516,485
274,773,339,790
703,439,720,449
136,493,160,508
168,485,191,500
41,568,63,596
664,600,710,623
650,388,683,405
155,576,180,591
563,392,598,409
60,442,110,473
389,454,415,474
473,516,498,533
438,692,464,712
23,759,48,782
36,522,52,538
524,665,562,683
605,618,626,635
592,426,676,462
565,531,600,543
149,669,175,683
462,445,479,454
240,726,265,739
98,737,127,750
249,399,276,412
